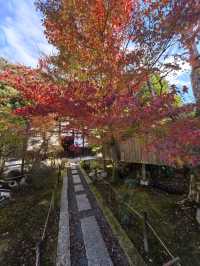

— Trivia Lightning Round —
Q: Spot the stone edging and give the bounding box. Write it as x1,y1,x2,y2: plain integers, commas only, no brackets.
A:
56,173,71,266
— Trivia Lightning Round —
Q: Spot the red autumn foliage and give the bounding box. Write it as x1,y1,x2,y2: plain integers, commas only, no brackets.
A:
0,0,200,167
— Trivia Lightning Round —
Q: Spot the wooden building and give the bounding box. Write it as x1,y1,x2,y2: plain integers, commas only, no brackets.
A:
106,137,164,166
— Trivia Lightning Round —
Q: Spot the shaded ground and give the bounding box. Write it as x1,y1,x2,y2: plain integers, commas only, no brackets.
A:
82,161,200,266
0,164,61,266
118,185,200,265
95,181,200,266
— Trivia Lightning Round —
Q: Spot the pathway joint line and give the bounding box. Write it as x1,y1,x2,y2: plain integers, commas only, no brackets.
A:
56,174,71,266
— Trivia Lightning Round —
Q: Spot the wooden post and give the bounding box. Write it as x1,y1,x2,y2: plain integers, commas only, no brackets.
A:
35,240,42,266
52,191,55,211
58,120,62,138
143,212,149,254
109,184,112,206
163,257,180,266
21,121,29,176
142,163,146,178
141,164,149,186
82,133,85,157
57,164,61,185
95,168,98,181
102,143,106,171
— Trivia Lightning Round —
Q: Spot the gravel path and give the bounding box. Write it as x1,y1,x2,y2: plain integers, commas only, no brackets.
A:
68,163,130,266
56,174,70,266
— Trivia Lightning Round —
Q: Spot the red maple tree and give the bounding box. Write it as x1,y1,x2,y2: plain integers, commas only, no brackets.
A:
0,0,200,170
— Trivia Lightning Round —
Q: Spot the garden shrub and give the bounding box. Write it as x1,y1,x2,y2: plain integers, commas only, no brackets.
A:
118,191,132,226
125,178,139,189
111,165,120,183
80,160,90,171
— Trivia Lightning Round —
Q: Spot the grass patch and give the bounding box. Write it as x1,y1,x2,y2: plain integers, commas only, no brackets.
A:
103,183,200,266
0,163,62,266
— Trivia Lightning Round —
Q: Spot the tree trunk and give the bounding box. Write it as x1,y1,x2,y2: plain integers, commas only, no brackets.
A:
110,136,121,183
140,164,149,186
32,135,48,169
58,120,62,138
190,42,200,110
0,157,5,175
102,144,106,171
188,170,200,224
21,121,30,176
188,42,200,214
188,172,200,204
82,133,85,157
110,136,121,162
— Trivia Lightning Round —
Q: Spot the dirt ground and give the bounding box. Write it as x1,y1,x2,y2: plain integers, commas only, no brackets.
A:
0,164,61,266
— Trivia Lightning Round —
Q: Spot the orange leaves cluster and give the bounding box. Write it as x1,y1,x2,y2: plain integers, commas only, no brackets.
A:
1,0,200,166
39,0,137,82
31,114,56,131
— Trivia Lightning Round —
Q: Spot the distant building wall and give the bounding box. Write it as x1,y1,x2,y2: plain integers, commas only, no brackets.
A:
106,137,164,165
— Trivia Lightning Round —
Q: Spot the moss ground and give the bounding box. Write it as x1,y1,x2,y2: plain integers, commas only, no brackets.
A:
81,159,200,266
0,163,62,266
109,183,200,266
82,159,200,266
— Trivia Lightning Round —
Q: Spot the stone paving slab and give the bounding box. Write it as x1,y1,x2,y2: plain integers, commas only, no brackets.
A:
76,194,91,212
73,175,81,184
74,184,84,192
72,169,78,174
56,175,70,266
70,165,77,170
81,216,113,266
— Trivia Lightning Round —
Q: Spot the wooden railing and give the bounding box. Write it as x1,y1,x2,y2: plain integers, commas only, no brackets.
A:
95,179,181,266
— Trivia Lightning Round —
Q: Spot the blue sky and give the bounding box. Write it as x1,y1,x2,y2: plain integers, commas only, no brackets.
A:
0,0,53,66
0,0,195,102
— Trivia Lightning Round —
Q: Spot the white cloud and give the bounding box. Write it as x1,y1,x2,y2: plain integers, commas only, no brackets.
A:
163,56,195,102
0,0,54,67
162,55,190,82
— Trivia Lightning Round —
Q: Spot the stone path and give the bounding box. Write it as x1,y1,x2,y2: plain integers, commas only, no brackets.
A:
57,162,130,266
70,163,113,265
81,216,113,266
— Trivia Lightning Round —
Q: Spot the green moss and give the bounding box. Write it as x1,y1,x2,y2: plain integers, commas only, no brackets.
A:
117,185,177,236
112,184,200,266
